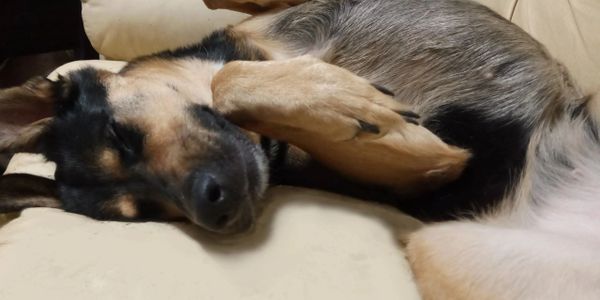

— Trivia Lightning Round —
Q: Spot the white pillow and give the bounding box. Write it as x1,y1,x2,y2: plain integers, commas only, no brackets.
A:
82,0,248,60
0,187,421,299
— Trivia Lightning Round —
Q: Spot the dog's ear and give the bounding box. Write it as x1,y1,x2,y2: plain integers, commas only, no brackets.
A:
0,77,62,212
0,173,60,212
203,0,305,14
0,76,64,172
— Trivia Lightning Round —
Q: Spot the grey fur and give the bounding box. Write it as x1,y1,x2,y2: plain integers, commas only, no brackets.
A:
269,0,571,123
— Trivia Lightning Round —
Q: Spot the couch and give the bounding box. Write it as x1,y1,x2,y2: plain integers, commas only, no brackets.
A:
0,0,598,299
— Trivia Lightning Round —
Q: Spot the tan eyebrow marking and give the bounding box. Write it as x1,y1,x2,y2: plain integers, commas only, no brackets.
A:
98,148,125,178
112,194,138,218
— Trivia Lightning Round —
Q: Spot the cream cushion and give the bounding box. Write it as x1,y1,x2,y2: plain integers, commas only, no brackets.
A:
0,188,421,300
82,0,248,60
511,0,600,92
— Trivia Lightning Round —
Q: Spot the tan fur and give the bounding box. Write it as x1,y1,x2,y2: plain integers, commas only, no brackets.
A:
232,16,295,60
112,194,138,218
212,56,469,190
407,224,494,300
407,220,600,299
98,148,124,178
106,59,224,180
118,58,219,107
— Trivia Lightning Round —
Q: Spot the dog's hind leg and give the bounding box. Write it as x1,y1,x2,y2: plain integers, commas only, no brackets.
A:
406,221,600,300
211,56,470,193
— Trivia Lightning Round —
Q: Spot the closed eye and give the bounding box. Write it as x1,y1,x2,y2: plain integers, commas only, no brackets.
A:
107,120,145,164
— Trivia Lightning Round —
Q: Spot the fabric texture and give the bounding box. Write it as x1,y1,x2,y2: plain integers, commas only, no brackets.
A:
0,187,422,300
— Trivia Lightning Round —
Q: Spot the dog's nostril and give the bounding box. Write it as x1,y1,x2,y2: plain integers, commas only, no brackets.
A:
215,214,229,228
206,179,223,203
189,171,238,231
192,173,224,204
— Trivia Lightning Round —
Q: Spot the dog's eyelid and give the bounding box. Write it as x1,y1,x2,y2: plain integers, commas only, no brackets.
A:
108,121,130,150
107,120,144,159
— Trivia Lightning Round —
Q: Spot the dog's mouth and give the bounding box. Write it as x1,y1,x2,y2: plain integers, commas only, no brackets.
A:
188,130,290,235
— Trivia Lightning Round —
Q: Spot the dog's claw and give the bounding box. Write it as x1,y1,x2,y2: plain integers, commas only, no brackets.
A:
404,117,420,125
371,83,395,97
358,119,381,134
398,110,420,119
371,83,420,125
397,111,421,125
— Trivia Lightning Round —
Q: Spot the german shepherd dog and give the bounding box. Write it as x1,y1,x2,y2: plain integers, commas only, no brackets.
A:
1,0,599,298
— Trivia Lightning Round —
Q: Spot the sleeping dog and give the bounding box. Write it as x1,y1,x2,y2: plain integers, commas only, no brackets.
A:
1,0,599,298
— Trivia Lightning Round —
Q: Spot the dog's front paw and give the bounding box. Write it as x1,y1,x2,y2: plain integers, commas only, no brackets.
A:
211,56,420,142
284,56,422,141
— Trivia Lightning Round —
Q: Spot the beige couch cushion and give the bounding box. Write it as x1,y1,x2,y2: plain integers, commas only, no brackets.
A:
512,0,600,93
480,0,599,93
0,187,421,300
475,0,517,18
82,0,247,60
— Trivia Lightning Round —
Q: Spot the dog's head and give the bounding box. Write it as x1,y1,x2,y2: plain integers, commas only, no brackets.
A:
0,63,268,234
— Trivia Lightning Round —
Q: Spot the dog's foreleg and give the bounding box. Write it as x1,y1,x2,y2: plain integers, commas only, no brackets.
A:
406,221,600,300
211,56,470,192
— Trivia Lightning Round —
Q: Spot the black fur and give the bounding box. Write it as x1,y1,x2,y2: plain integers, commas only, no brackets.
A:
357,120,380,134
157,29,264,61
39,69,181,220
0,174,58,211
42,68,114,185
404,105,530,220
260,136,289,175
107,120,145,167
371,84,395,96
122,29,266,74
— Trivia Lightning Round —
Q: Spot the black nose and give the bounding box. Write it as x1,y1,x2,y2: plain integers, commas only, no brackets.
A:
189,171,237,231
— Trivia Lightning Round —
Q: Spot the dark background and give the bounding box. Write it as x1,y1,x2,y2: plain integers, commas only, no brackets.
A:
0,0,98,87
